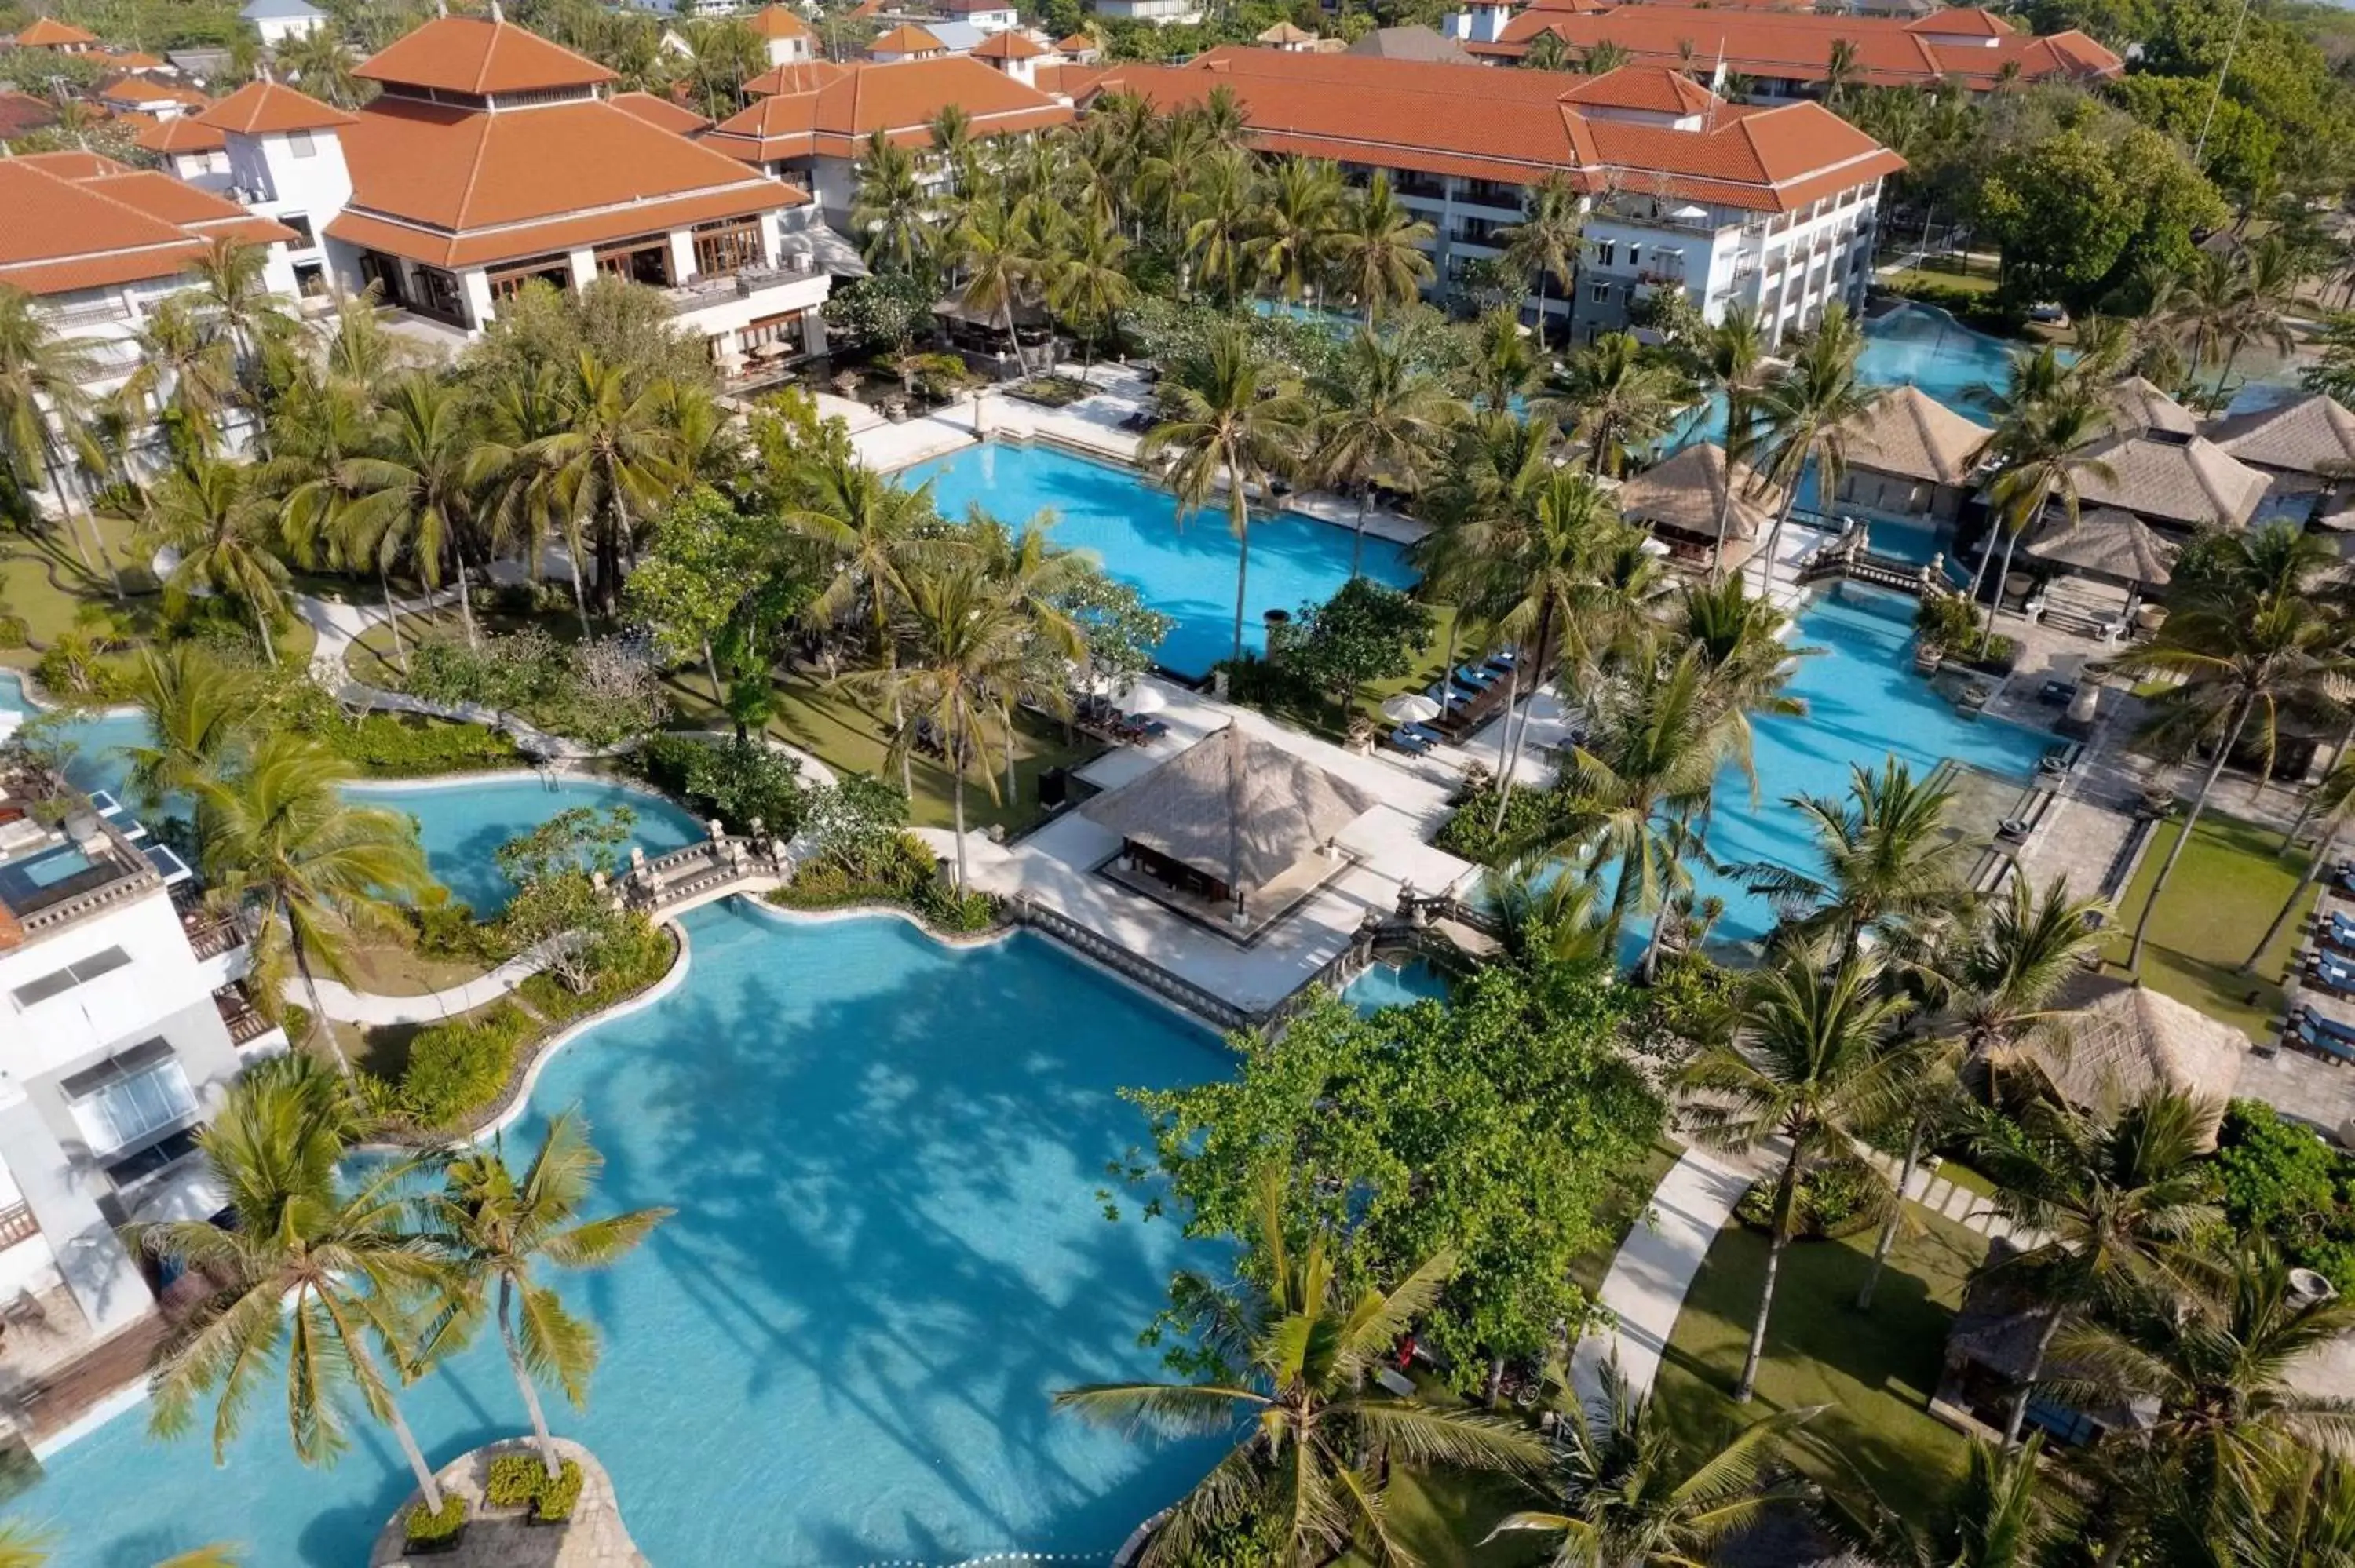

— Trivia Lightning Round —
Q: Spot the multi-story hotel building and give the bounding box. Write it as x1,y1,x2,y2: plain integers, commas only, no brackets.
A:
1079,49,1905,345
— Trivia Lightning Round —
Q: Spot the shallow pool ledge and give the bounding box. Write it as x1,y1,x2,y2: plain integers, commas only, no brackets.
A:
367,1436,647,1568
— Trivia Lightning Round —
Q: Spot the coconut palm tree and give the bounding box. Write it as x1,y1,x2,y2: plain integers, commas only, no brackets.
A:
952,191,1047,371
966,509,1086,803
1141,321,1311,669
0,283,110,584
1488,1361,1820,1566
2214,235,2305,398
1579,39,1631,73
1327,170,1435,323
1470,308,1543,413
1933,872,2112,1091
1970,385,2113,640
1313,328,1458,575
1524,31,1570,71
124,644,254,817
2167,246,2250,392
1181,148,1258,304
1700,304,1767,580
1680,944,1916,1402
1560,331,1689,479
2222,1449,2355,1568
1670,571,1812,797
418,1113,670,1482
1823,38,1863,106
850,129,935,276
840,564,1030,888
2247,756,2355,969
0,1524,236,1568
1247,155,1344,306
1967,1088,2226,1444
1052,1169,1548,1568
1824,1431,2067,1568
2048,1240,2355,1559
1496,170,1583,352
1738,759,1973,965
528,351,685,617
2123,525,2351,975
129,295,238,456
1044,207,1134,382
1749,304,1871,579
130,1056,455,1516
276,26,360,105
331,372,485,661
184,236,292,394
196,732,433,1071
135,454,294,665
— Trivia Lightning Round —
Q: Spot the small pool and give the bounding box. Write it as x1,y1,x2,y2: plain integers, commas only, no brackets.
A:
0,673,699,915
900,442,1420,680
24,904,1225,1566
1345,954,1451,1013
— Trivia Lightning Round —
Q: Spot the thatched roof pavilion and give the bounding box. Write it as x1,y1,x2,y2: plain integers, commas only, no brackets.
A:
2022,506,2176,588
1615,442,1778,572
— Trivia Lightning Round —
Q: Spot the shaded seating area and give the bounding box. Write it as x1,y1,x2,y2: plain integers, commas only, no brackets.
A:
1613,442,1777,575
1831,383,1992,523
2021,505,2176,641
1938,1237,2159,1446
2071,424,2269,540
1081,724,1378,934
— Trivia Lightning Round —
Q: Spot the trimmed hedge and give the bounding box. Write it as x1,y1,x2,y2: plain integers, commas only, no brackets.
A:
404,1495,469,1554
765,830,1004,935
393,1003,535,1130
484,1453,583,1522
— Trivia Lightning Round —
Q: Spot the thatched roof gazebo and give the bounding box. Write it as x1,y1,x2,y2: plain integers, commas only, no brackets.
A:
1614,442,1779,574
1994,974,2245,1147
2022,506,2176,589
1082,725,1378,922
1838,384,1992,487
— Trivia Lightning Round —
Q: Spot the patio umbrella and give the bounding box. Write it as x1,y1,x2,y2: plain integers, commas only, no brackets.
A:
1383,692,1443,724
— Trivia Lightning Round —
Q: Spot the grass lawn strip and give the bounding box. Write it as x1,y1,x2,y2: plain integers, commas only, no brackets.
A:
2100,811,2312,1043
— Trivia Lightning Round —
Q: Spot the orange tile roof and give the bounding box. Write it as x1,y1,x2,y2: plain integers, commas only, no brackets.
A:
609,90,711,134
1056,31,1094,49
1904,7,2012,35
134,113,228,153
869,23,946,53
973,29,1044,59
0,91,57,136
0,156,295,295
12,16,97,46
195,78,357,134
1472,5,2118,86
746,3,814,38
1029,60,1096,95
100,77,208,107
744,60,849,94
100,48,167,68
1080,49,1902,213
356,16,616,96
716,54,1072,159
1559,63,1717,115
332,94,800,268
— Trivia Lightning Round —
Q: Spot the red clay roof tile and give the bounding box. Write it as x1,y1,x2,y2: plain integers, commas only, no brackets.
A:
355,16,616,96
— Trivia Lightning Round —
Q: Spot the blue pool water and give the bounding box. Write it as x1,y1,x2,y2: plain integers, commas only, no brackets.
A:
1345,955,1451,1013
0,672,699,913
901,443,1420,680
1676,582,2054,949
23,904,1225,1566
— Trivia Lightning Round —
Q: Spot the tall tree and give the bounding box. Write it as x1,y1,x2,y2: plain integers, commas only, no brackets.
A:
0,284,111,585
1246,155,1344,306
418,1112,670,1481
1141,322,1310,669
1311,327,1457,575
124,644,254,819
528,351,685,616
1326,170,1435,323
1700,304,1767,580
1496,170,1583,352
1559,330,1687,479
849,129,935,276
332,373,484,665
1749,304,1872,580
135,454,294,665
1043,207,1134,382
1739,759,1973,965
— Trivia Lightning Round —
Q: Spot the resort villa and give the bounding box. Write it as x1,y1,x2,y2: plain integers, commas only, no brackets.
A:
1833,383,1994,528
1076,49,1906,345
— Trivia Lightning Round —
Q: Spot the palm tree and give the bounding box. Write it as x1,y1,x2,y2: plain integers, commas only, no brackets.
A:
1247,156,1344,305
1496,171,1583,352
1827,1432,2066,1568
966,510,1085,804
1313,328,1456,575
2167,246,2248,392
1935,872,2111,1084
1523,31,1570,71
1044,208,1133,382
1052,1170,1548,1567
130,1056,455,1515
184,236,291,392
1579,39,1631,73
1969,385,2113,640
196,732,432,1071
1700,305,1767,581
1740,760,1973,964
1671,571,1810,797
418,1113,670,1481
2247,755,2355,968
849,129,934,276
331,373,483,661
276,26,360,105
528,352,685,617
135,454,294,665
839,564,1029,889
953,191,1046,370
926,102,977,194
130,295,238,455
2222,1449,2355,1568
0,1524,236,1567
1822,38,1863,106
1327,170,1434,323
1561,331,1689,479
1470,308,1541,413
1181,149,1258,304
1141,322,1310,669
124,644,253,816
2214,235,2304,397
1680,944,1915,1402
1488,1361,1818,1566
1749,304,1872,580
1967,1088,2225,1444
2123,526,2350,975
0,284,111,584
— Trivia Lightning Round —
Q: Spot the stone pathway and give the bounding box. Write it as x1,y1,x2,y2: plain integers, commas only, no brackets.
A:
286,947,550,1027
1570,1143,1758,1406
1857,1149,2050,1250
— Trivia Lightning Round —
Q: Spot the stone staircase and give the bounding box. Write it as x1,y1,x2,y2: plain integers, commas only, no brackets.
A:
2035,578,2129,640
1860,1148,2051,1250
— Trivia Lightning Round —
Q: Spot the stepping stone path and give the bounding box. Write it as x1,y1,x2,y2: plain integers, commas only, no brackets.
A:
1859,1149,2050,1250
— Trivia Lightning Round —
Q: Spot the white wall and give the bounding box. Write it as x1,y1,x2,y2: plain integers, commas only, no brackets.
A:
0,894,218,1089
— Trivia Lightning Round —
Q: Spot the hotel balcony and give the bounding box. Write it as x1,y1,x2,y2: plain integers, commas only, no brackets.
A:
662,256,827,316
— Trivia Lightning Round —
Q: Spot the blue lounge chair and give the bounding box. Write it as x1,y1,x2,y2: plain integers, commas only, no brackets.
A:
1386,726,1435,757
2335,862,2355,899
2328,910,2355,952
2317,950,2355,995
1454,664,1500,689
1404,722,1449,749
2298,1012,2355,1063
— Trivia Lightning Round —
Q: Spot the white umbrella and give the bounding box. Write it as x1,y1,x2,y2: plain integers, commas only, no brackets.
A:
1383,692,1442,724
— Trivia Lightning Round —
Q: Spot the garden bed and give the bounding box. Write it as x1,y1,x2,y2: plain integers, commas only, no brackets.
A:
1004,374,1094,408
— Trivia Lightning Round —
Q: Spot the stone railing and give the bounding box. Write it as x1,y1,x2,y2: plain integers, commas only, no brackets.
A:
1797,527,1954,599
1007,895,1256,1033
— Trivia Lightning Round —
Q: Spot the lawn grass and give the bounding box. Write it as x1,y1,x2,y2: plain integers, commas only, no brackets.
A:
338,935,492,999
2100,811,2310,1042
1652,1209,1987,1529
1345,1467,1548,1568
1882,253,1999,295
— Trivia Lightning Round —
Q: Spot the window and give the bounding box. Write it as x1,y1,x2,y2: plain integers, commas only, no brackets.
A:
1627,244,1641,270
12,946,130,1009
1595,240,1615,267
60,1042,196,1159
1588,281,1610,304
281,213,315,248
286,129,316,159
692,218,765,279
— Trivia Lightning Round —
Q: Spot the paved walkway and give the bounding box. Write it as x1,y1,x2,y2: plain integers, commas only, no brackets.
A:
1857,1150,2049,1250
1571,1143,1757,1406
287,948,549,1027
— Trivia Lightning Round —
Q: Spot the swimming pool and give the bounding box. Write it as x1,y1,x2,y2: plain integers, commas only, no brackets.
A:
22,903,1225,1566
1345,954,1451,1013
0,672,701,914
900,442,1420,680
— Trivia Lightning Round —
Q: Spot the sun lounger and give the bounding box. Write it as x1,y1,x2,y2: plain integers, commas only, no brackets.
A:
1453,665,1500,689
2326,910,2355,953
1386,726,1435,757
1404,722,1448,749
2316,950,2355,998
2295,1011,2355,1063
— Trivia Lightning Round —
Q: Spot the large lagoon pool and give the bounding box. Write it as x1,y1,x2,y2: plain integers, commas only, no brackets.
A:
901,442,1419,680
0,672,701,914
20,904,1225,1566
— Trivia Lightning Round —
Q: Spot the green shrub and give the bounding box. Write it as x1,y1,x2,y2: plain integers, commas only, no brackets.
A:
410,897,510,964
912,881,1003,933
485,1453,545,1509
2216,1099,2355,1294
633,733,804,836
1005,374,1092,408
0,614,27,649
1913,593,1980,652
318,713,520,776
396,1003,533,1129
1736,1155,1890,1240
1435,781,1579,865
403,1495,468,1553
768,833,999,932
532,1460,585,1523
